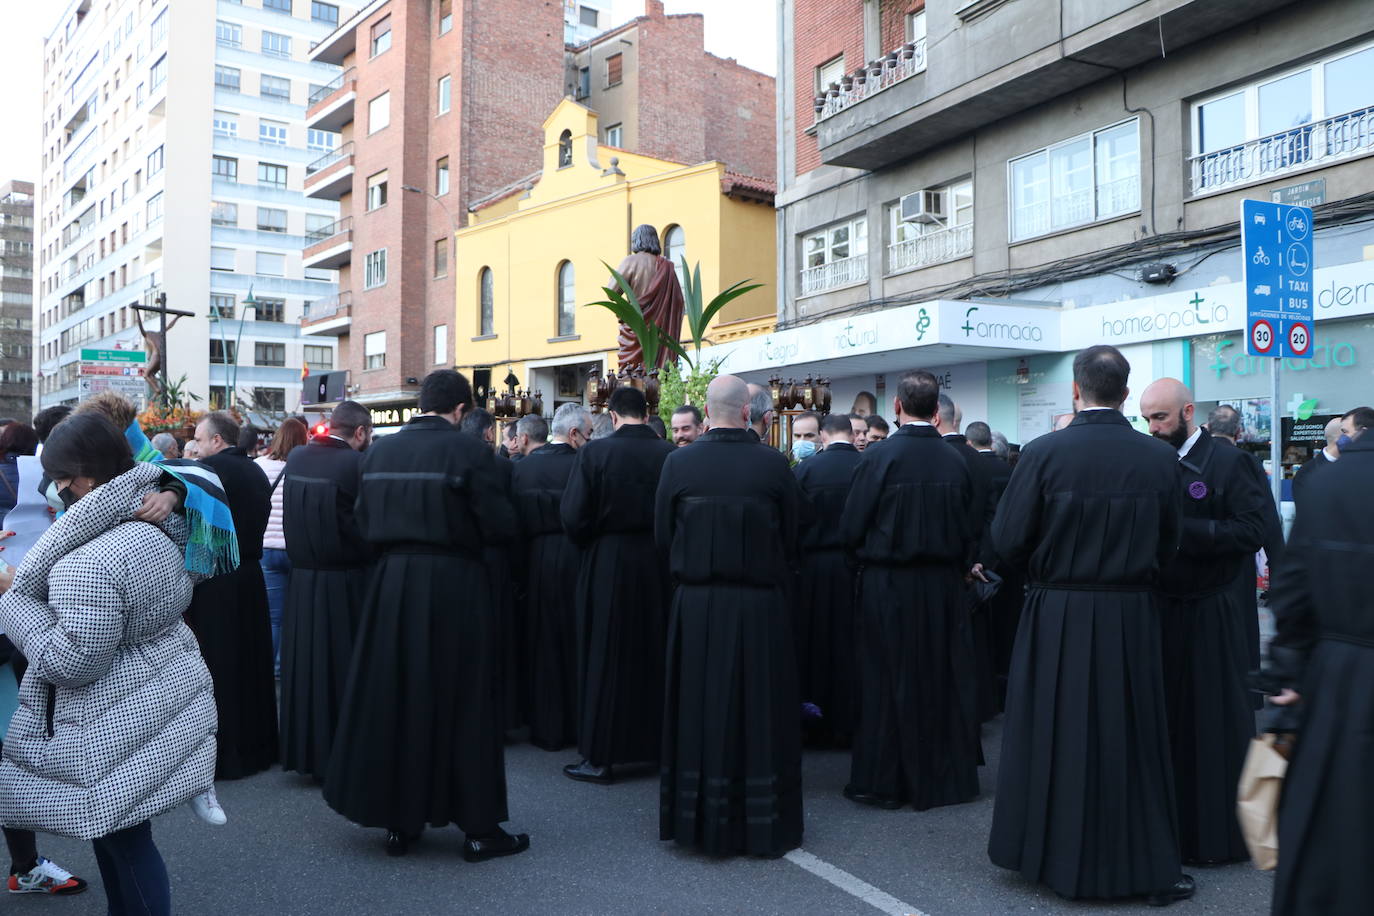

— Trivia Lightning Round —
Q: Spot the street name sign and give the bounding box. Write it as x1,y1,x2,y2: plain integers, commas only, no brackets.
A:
1242,199,1314,359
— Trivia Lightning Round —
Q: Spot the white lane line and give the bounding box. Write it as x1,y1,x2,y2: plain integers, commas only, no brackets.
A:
784,848,930,916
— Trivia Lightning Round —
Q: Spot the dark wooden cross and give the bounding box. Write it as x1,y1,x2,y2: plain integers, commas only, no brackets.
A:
132,291,196,407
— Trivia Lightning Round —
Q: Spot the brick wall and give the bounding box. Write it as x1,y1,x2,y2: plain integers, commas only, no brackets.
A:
637,13,709,166
880,0,923,56
792,0,864,177
702,54,776,182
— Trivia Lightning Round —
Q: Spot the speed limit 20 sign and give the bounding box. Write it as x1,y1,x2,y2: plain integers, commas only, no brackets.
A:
1287,321,1311,356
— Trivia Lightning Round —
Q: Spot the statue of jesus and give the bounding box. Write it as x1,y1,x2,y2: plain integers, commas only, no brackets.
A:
614,224,685,370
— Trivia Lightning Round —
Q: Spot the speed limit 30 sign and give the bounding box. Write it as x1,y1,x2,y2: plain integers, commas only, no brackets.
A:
1250,319,1276,354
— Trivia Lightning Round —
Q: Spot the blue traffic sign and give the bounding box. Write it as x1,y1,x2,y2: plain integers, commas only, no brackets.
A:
1242,199,1314,359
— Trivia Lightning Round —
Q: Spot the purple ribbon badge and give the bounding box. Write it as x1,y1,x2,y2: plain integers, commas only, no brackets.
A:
1188,481,1208,500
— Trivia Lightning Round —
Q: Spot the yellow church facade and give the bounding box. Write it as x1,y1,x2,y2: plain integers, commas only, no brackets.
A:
452,99,776,409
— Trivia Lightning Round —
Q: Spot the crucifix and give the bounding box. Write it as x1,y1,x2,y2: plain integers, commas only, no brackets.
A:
132,292,196,408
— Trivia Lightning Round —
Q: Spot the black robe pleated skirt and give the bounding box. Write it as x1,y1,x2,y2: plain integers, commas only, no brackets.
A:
1272,639,1374,916
794,548,858,741
323,551,508,835
279,566,370,780
850,565,980,810
576,532,668,768
660,583,802,857
1160,590,1255,864
185,564,279,780
525,533,581,751
989,586,1181,899
486,546,524,734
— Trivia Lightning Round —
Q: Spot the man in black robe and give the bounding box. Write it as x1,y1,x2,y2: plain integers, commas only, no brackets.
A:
968,420,1020,709
185,411,278,780
793,412,862,745
279,400,374,782
657,374,804,857
1141,379,1272,865
840,370,980,811
323,371,528,861
988,346,1192,906
560,386,675,783
511,403,592,751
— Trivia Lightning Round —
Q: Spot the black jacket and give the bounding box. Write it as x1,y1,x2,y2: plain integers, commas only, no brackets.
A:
794,442,861,552
201,446,272,563
282,435,371,570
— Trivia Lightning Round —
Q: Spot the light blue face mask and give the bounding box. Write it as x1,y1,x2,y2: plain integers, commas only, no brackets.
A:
791,440,817,462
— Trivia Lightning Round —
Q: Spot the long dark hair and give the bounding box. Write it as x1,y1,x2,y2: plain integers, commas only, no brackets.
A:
266,418,308,460
40,414,135,485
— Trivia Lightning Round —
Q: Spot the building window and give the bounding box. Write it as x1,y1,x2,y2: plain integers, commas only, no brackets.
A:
145,192,163,224
800,217,867,295
252,388,286,413
213,156,238,181
1009,120,1139,241
435,156,449,195
887,180,974,274
305,213,333,235
558,130,572,168
260,119,289,145
433,324,448,365
304,344,333,370
433,238,448,278
150,54,167,89
576,67,590,100
364,330,386,369
256,252,286,276
209,386,229,411
257,207,287,232
307,129,337,153
815,55,844,95
254,342,286,367
606,52,623,87
437,75,451,114
260,75,291,101
370,15,392,57
556,260,575,336
150,9,168,44
216,21,242,48
604,123,622,147
258,162,289,188
580,5,599,27
311,1,338,25
368,92,390,133
255,297,286,322
211,247,236,272
364,249,388,289
905,10,927,44
146,145,164,176
664,224,685,284
215,65,241,92
210,340,238,364
213,111,238,138
262,31,292,59
479,267,494,336
1190,42,1374,193
438,0,452,34
211,201,238,226
210,293,235,319
264,0,292,13
366,170,388,210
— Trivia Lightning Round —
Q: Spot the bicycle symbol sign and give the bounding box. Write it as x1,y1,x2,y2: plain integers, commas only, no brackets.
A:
1251,247,1271,266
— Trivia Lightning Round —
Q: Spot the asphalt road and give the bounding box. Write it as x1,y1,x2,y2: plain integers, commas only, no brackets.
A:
11,714,1275,916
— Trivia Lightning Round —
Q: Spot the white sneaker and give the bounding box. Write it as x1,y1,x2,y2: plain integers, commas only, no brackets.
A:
190,786,227,826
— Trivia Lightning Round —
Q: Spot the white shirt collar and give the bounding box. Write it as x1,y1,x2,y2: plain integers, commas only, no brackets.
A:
902,420,933,427
977,448,994,453
1323,446,1340,462
1078,406,1115,412
328,434,349,444
1178,426,1204,459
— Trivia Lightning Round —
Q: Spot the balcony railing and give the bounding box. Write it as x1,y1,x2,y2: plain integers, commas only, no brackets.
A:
306,141,354,176
815,39,927,122
888,222,973,274
800,254,868,296
303,291,352,322
308,67,356,106
305,216,352,244
1189,105,1374,195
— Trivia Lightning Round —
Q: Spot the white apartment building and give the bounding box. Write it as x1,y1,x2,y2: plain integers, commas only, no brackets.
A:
36,0,357,416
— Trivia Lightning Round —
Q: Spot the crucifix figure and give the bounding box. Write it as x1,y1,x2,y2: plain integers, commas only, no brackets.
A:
133,293,196,407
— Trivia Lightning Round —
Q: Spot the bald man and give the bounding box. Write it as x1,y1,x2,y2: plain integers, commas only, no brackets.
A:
1293,417,1343,501
656,374,804,856
1139,377,1271,866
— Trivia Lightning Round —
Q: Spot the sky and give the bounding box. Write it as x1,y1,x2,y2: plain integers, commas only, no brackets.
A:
0,0,776,187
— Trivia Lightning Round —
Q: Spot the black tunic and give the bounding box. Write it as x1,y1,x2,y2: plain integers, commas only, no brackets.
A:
560,423,675,768
323,415,516,835
1214,439,1284,685
656,427,804,857
945,433,998,722
987,409,1183,899
510,442,582,751
841,423,981,810
185,446,278,780
279,435,372,781
483,455,522,733
975,449,1022,708
1159,429,1269,864
1268,433,1374,916
792,442,862,740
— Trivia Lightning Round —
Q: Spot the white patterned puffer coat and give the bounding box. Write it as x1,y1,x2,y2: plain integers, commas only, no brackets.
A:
0,462,217,840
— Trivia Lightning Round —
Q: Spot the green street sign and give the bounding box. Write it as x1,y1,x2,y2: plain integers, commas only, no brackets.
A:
80,349,146,364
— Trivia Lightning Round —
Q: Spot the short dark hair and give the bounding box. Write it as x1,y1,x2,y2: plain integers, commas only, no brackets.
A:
608,386,647,419
0,422,39,458
865,414,889,434
646,415,667,438
896,370,939,420
965,420,992,447
203,411,241,447
1206,404,1242,440
419,369,473,415
460,407,496,439
237,425,260,452
32,405,73,443
936,394,956,427
330,400,372,437
41,413,134,485
821,413,853,436
1343,406,1374,433
851,391,877,414
1073,345,1131,407
792,410,821,430
671,404,701,425
516,414,548,444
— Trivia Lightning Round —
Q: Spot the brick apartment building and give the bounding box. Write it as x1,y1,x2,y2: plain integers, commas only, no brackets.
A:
301,0,774,424
0,181,35,419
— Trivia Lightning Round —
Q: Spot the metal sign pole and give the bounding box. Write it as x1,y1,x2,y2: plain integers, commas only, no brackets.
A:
1270,358,1282,510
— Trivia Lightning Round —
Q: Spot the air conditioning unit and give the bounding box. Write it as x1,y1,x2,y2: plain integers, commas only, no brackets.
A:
900,189,943,224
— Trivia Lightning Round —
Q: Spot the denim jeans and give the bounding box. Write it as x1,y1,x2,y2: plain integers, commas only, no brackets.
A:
91,821,170,916
260,548,292,677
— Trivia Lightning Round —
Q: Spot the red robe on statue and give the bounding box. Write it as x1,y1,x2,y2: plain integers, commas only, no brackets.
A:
615,253,685,370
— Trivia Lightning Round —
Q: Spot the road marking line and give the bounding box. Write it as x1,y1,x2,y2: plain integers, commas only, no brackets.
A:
784,848,929,916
